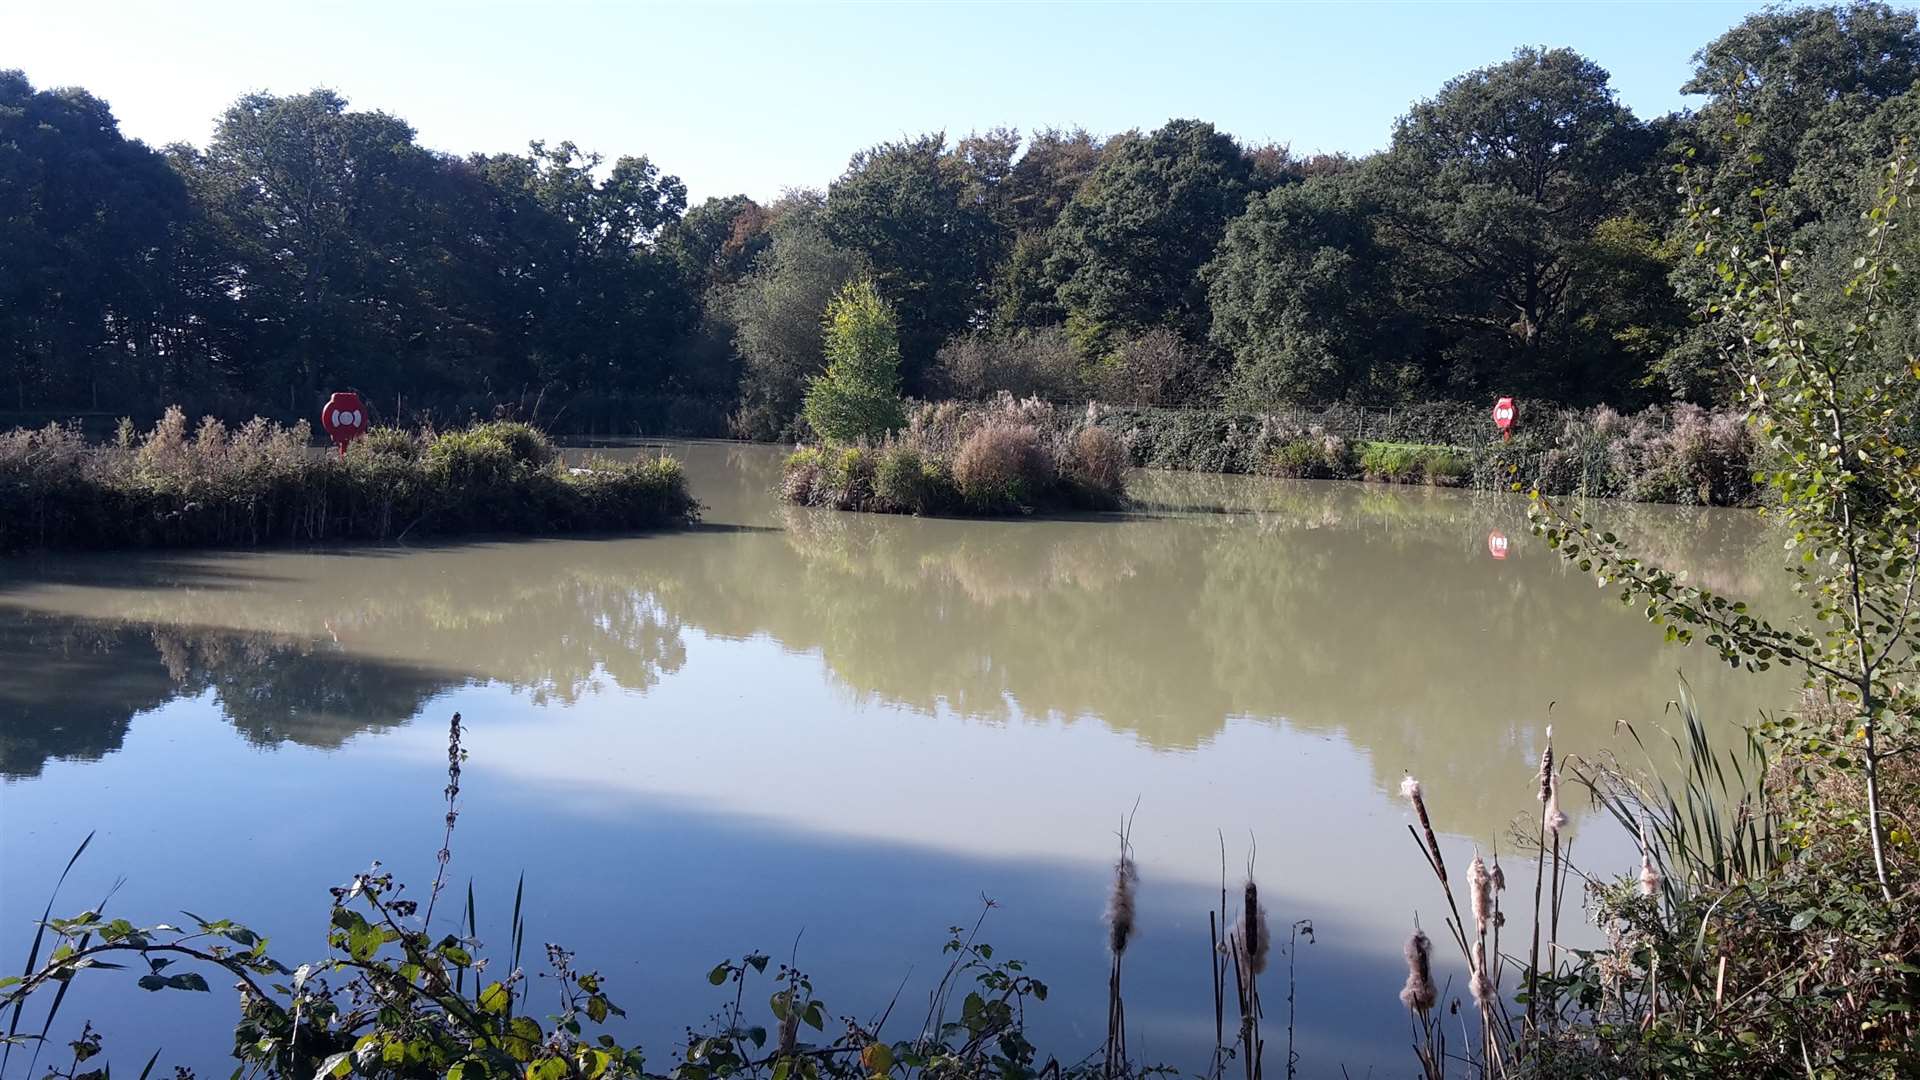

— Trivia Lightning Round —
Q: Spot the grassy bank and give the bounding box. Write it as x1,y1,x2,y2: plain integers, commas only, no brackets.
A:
782,396,1128,515
1094,401,1762,507
0,409,697,553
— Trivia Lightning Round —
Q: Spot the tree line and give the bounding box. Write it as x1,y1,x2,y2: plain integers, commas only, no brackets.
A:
6,2,1920,438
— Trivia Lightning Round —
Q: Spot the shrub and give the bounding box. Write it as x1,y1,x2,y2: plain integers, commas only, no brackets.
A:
935,326,1084,401
1092,328,1209,406
781,447,825,506
825,446,878,509
1421,449,1469,486
952,422,1052,512
1265,438,1325,478
1264,434,1353,479
1061,426,1129,505
356,426,422,461
872,444,945,514
1358,441,1425,483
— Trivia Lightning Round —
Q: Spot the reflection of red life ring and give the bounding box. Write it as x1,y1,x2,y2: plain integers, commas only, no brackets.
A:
1487,530,1510,560
321,392,369,454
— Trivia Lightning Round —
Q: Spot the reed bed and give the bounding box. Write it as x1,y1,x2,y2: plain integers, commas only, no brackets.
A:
781,395,1129,516
1098,401,1761,507
0,409,697,552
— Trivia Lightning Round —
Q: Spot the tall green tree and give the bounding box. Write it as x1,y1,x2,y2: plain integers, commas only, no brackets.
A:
988,128,1107,331
661,193,771,293
722,198,868,439
1660,2,1920,396
825,134,991,390
185,90,446,404
1205,176,1410,404
1369,47,1665,400
0,71,193,411
468,140,693,406
803,278,904,442
1048,119,1265,350
1002,128,1104,235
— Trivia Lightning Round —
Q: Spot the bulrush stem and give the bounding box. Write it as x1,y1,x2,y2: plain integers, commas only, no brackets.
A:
1401,776,1472,962
423,711,463,930
1526,732,1554,1037
1104,825,1136,1079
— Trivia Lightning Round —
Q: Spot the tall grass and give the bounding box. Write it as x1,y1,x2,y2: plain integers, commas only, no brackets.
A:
781,394,1128,515
1099,402,1761,506
0,409,697,552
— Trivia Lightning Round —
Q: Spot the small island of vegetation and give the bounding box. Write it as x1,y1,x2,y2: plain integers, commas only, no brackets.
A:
779,281,1128,515
0,411,696,553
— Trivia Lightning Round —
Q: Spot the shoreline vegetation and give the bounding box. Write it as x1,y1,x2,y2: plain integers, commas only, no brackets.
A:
19,3,1920,497
780,395,1760,519
782,397,1129,516
1092,399,1761,507
0,410,697,554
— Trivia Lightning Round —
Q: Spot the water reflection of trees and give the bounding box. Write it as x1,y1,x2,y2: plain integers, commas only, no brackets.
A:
3,448,1796,842
0,562,690,779
648,474,1794,837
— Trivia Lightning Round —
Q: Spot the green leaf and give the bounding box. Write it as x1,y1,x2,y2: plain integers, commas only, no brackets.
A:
479,980,512,1015
707,962,729,986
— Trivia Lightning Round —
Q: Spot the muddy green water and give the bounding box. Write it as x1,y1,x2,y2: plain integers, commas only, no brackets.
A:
0,441,1792,1075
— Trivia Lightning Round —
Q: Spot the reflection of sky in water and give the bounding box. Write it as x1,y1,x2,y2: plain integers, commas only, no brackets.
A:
0,442,1796,1077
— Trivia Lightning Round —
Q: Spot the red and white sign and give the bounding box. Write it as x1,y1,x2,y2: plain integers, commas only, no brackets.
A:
1487,530,1510,560
320,391,369,455
1492,397,1516,435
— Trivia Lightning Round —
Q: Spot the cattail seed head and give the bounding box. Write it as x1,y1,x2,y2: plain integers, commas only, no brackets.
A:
1105,853,1138,956
1469,940,1496,1011
1537,734,1554,804
1402,775,1448,886
1468,851,1492,937
1490,859,1506,892
1399,928,1436,1013
1543,775,1568,834
1639,850,1662,898
1231,880,1270,976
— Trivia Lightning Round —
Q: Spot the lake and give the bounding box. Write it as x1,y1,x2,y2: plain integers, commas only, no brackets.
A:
0,440,1793,1076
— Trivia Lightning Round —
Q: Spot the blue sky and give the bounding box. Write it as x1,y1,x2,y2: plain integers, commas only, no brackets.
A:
13,1,1785,203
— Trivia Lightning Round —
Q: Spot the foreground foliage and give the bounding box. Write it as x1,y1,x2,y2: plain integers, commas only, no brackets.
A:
0,411,696,553
1462,150,1920,1077
1396,697,1919,1080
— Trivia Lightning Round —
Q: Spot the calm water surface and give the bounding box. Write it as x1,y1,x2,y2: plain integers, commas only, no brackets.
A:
0,442,1793,1076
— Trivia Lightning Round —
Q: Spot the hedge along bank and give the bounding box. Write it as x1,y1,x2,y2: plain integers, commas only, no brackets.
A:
1090,400,1763,507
